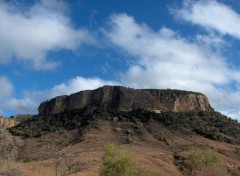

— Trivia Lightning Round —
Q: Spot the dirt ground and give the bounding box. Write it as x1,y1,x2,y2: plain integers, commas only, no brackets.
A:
1,119,240,176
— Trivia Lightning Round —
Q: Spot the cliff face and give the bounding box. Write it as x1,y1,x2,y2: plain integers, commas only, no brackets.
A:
0,116,16,128
38,86,212,115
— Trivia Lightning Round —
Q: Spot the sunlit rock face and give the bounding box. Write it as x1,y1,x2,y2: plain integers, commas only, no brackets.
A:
0,117,16,128
38,86,212,115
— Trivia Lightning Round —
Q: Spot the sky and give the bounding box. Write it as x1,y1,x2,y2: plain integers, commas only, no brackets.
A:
1,0,240,119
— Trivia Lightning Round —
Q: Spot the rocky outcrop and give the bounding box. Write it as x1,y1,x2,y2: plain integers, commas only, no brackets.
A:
38,86,212,115
0,116,16,128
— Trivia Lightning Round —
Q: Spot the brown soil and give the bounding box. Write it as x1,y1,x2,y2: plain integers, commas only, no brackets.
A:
2,118,240,176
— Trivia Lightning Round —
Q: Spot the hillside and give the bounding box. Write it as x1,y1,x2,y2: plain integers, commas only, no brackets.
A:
2,86,240,175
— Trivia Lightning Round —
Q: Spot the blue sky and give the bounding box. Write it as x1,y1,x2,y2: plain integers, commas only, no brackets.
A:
1,0,240,119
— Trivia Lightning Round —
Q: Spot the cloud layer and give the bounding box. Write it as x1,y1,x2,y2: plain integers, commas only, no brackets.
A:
105,13,240,119
0,76,118,115
173,0,240,39
1,0,240,120
0,0,94,70
0,76,14,100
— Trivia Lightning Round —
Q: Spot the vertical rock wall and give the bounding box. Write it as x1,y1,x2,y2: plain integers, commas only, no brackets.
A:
38,86,212,115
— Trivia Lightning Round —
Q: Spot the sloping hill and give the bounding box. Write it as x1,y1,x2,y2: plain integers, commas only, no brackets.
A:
3,86,240,175
7,108,240,175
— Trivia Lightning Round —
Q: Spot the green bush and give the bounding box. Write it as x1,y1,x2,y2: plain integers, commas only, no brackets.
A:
100,144,149,176
189,148,220,174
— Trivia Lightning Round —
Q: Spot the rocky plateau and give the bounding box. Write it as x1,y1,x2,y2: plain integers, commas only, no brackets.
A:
38,86,212,115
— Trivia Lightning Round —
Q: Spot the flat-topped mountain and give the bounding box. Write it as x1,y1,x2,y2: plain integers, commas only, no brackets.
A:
7,86,240,175
38,86,212,115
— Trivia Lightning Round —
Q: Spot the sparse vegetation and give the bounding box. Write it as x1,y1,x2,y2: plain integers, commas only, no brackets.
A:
154,133,169,145
174,148,221,176
9,109,94,137
118,109,240,144
0,127,23,175
54,157,83,176
189,148,220,173
145,88,204,96
100,143,149,176
2,107,240,175
0,160,58,176
8,108,240,145
0,127,23,161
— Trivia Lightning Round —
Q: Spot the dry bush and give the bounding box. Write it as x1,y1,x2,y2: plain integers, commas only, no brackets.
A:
0,127,23,161
100,143,150,176
189,148,221,176
54,157,84,176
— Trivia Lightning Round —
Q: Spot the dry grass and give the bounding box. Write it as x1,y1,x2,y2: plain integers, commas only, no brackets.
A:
0,160,56,176
0,160,97,176
1,119,240,176
0,159,101,176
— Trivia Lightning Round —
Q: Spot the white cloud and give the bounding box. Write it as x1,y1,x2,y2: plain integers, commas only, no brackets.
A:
42,76,119,98
195,33,227,51
0,76,119,115
105,13,240,120
2,97,37,115
172,0,240,39
0,0,94,70
0,76,14,99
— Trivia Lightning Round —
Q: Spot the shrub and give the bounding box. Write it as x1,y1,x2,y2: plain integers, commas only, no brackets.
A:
189,148,220,175
0,127,23,161
100,144,149,176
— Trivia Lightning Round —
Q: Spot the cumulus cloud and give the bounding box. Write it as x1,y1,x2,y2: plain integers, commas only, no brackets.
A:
105,13,240,119
0,76,14,99
0,76,119,115
26,76,119,101
49,76,119,97
172,0,240,39
0,0,94,70
2,97,37,115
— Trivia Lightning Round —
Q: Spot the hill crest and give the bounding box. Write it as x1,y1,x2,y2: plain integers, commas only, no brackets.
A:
38,86,212,115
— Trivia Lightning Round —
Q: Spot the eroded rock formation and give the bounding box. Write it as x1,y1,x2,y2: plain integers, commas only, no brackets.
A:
38,86,212,115
0,116,16,128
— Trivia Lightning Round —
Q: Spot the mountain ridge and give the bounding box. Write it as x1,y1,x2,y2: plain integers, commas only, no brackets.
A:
38,85,212,115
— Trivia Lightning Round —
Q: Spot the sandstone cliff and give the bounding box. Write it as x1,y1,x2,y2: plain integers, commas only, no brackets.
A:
38,86,212,115
0,116,16,128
